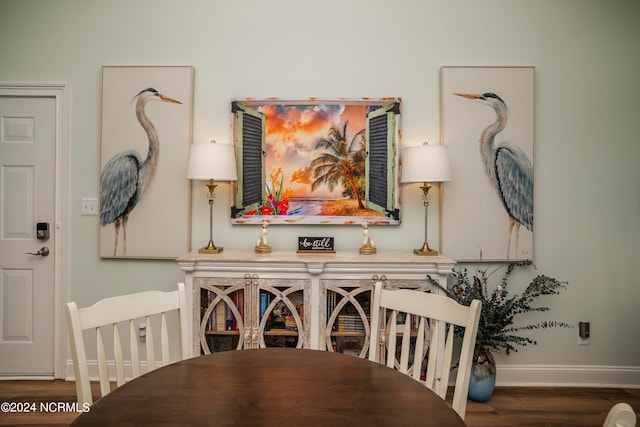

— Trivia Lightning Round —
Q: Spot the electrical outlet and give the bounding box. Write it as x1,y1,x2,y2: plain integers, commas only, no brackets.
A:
578,321,590,345
81,198,98,216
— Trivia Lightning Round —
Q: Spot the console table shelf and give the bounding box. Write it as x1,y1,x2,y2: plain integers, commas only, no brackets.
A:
177,250,456,358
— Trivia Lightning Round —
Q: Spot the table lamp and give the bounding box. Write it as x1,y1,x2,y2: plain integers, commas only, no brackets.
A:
401,142,451,256
187,141,237,254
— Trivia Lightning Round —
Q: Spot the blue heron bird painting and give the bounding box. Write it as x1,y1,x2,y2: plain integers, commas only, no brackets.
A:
99,66,193,259
455,91,533,259
100,88,181,256
440,67,534,261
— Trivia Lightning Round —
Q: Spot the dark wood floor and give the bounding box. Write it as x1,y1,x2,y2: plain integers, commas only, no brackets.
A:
0,380,638,426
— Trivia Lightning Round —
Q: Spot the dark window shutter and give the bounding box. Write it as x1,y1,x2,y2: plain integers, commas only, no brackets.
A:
365,103,399,218
241,113,263,207
368,113,388,208
231,102,265,216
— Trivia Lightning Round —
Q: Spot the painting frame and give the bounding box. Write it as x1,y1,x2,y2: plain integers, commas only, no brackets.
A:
99,65,193,259
440,66,535,262
230,98,402,226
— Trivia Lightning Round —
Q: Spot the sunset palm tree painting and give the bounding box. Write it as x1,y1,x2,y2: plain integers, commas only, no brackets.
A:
311,123,366,209
230,99,401,225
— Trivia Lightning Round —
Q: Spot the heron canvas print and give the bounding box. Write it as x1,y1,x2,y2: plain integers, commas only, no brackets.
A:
230,98,401,225
440,66,534,261
100,66,193,259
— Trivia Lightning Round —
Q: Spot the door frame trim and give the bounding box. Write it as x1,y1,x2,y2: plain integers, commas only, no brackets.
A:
0,83,69,379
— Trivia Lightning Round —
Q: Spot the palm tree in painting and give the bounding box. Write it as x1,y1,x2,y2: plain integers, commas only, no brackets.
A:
311,123,366,208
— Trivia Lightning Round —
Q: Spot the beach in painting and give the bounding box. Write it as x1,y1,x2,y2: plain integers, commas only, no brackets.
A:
234,198,392,225
284,198,384,217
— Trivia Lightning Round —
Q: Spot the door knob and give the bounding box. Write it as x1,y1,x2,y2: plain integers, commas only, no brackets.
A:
26,247,50,257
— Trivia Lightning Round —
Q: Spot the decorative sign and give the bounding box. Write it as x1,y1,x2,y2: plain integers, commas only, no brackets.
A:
297,237,335,253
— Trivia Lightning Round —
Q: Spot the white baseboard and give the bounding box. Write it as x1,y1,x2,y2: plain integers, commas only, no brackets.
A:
495,364,640,388
64,359,640,388
0,375,55,381
64,359,160,383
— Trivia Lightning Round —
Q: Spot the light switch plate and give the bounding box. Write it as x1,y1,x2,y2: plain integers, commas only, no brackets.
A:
81,198,98,216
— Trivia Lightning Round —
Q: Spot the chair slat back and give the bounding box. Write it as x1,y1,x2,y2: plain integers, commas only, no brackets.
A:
65,283,189,407
368,280,481,420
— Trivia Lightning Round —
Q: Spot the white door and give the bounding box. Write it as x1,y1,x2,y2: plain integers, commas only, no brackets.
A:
0,94,56,376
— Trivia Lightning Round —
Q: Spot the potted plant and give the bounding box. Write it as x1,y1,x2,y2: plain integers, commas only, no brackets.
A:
432,260,571,402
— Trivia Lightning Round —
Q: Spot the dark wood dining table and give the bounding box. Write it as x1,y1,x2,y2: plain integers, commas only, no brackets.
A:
70,347,466,426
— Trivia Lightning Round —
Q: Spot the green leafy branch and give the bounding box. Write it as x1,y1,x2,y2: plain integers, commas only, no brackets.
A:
430,261,572,360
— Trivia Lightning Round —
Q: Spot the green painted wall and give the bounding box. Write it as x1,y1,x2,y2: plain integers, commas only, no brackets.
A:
1,0,638,369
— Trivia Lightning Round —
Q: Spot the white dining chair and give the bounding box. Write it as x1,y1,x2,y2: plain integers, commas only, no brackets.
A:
65,282,189,407
603,403,636,427
368,280,481,420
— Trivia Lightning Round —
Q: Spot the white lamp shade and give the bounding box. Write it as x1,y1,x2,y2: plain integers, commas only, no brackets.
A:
187,142,238,181
401,144,452,183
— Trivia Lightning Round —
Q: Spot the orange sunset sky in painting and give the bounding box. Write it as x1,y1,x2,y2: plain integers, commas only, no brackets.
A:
257,103,370,199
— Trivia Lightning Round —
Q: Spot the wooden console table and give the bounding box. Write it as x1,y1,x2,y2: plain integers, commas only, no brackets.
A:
177,250,456,358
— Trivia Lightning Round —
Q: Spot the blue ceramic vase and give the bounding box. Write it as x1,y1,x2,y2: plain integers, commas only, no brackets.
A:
468,349,496,402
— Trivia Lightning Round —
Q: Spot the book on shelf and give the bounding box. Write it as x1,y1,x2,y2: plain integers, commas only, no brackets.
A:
327,290,337,323
215,300,226,331
211,293,217,331
219,289,245,332
336,314,368,332
225,303,233,331
202,286,230,333
260,292,269,320
259,291,273,331
328,290,371,332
